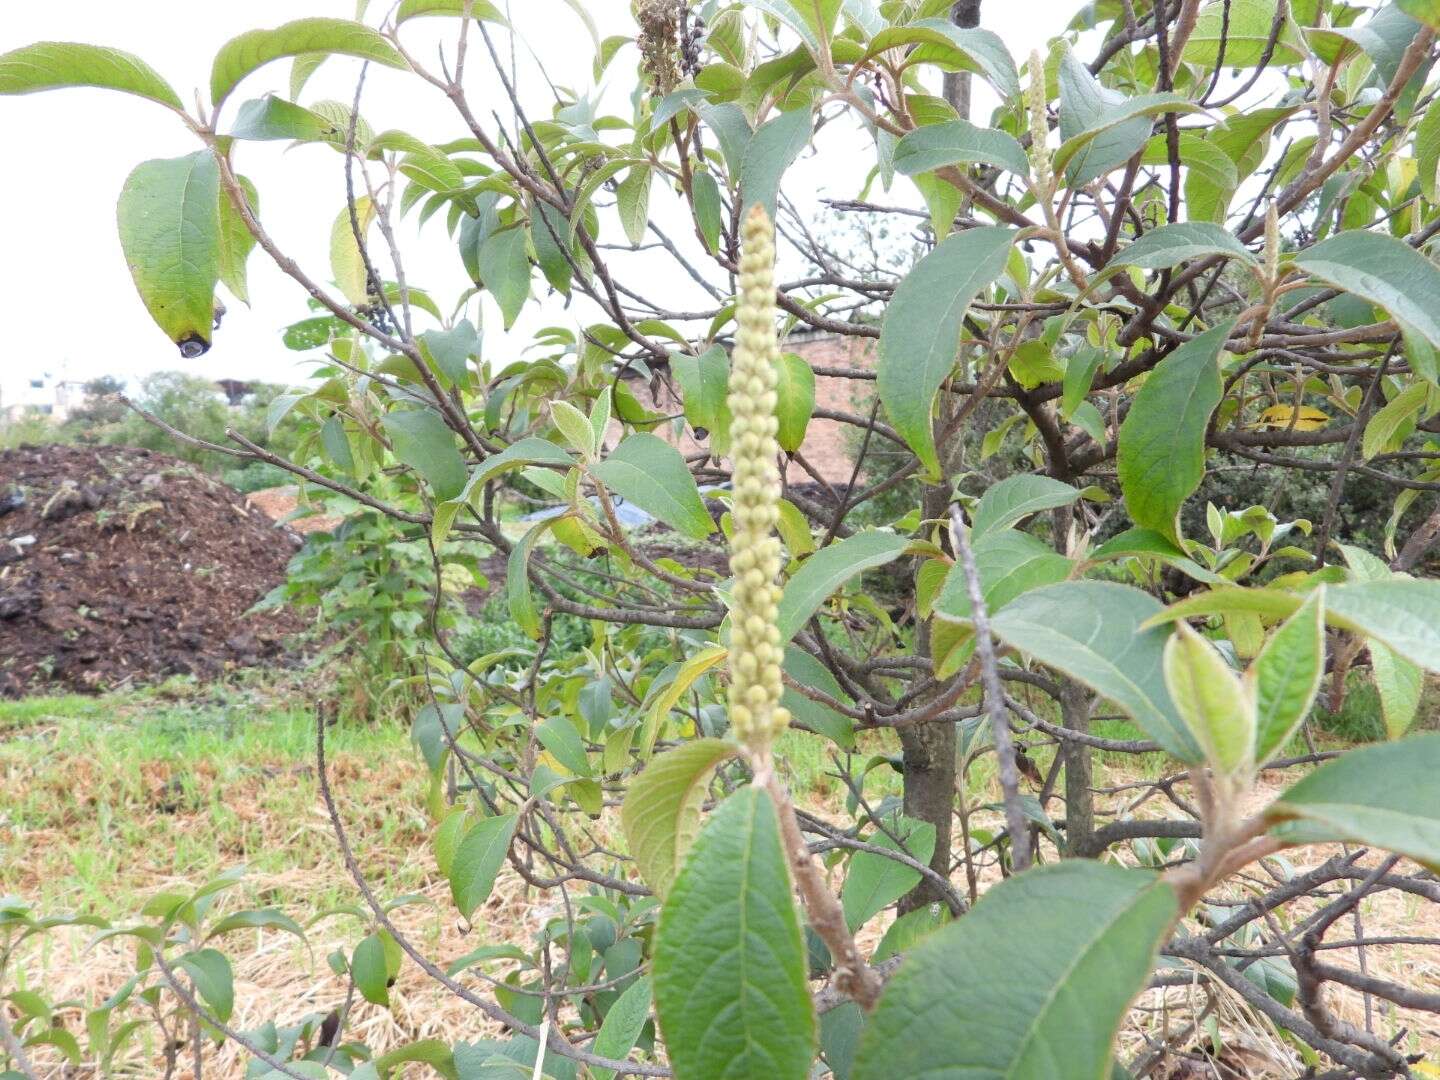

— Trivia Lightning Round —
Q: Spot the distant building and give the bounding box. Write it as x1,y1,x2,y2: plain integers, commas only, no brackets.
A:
0,372,88,422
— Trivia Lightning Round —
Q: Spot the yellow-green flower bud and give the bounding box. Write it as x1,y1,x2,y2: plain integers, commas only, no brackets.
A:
1027,50,1053,197
727,205,792,750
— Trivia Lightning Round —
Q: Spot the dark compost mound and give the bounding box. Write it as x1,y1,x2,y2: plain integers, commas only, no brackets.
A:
0,445,303,696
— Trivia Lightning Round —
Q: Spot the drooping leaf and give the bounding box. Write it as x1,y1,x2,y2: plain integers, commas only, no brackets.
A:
861,21,1020,99
653,786,815,1080
775,352,816,453
1293,231,1440,353
211,18,407,109
1268,735,1440,868
352,932,391,1007
506,518,554,639
616,164,653,247
453,437,571,507
474,225,531,329
449,814,519,920
177,949,235,1022
116,152,222,356
1361,382,1428,460
329,195,377,308
590,974,654,1080
840,816,937,931
739,106,813,216
990,581,1201,762
854,862,1178,1080
1183,0,1304,66
777,532,910,642
877,226,1014,476
0,42,183,110
620,738,736,900
1116,321,1233,545
1249,589,1326,761
217,175,259,305
592,433,715,539
892,119,1029,178
380,408,466,501
1371,640,1423,739
1110,223,1260,272
971,475,1080,538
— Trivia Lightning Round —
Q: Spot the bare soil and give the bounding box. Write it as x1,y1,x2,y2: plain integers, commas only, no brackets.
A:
0,445,304,696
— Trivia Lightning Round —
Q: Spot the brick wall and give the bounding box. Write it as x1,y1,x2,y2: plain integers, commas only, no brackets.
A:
619,331,878,486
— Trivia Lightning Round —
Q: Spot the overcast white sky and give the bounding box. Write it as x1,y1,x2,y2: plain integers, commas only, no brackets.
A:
0,1,1067,406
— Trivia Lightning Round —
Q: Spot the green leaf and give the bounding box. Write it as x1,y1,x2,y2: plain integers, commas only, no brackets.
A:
474,226,531,329
892,119,1030,178
381,408,466,501
971,475,1079,538
743,0,832,53
373,1040,458,1080
854,862,1178,1080
506,518,553,639
117,152,222,356
1416,91,1440,201
449,814,519,919
396,0,508,25
230,94,336,141
673,345,733,454
1056,45,1198,184
211,18,407,109
877,226,1014,476
739,106,813,216
620,738,736,900
455,437,572,506
590,975,653,1080
1361,382,1428,460
840,816,937,931
217,175,259,305
1327,579,1440,671
775,352,816,453
177,949,234,1022
206,908,307,946
990,581,1202,762
1268,734,1440,868
694,171,724,254
1183,0,1303,65
0,42,183,110
551,400,599,458
861,20,1020,99
330,195,377,307
654,786,815,1080
352,932,391,1007
616,165,653,247
1164,622,1254,775
1249,589,1326,761
1399,0,1440,27
1371,640,1423,740
933,529,1073,623
1117,321,1232,545
1110,223,1260,272
777,532,910,642
592,433,715,540
1293,231,1440,354
419,319,479,385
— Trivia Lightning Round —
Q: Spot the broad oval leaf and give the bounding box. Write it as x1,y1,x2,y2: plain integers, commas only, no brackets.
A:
990,581,1202,762
0,42,182,110
211,18,408,109
1292,231,1440,353
1327,579,1440,671
877,226,1015,476
352,932,391,1007
620,738,737,900
176,948,235,1023
775,352,816,453
449,813,518,920
1117,321,1233,545
840,815,936,932
591,433,716,540
454,437,572,507
117,152,222,356
932,529,1072,623
380,408,467,501
739,106,812,216
1248,589,1326,761
892,119,1029,178
590,974,654,1080
1110,223,1260,272
854,862,1178,1080
673,345,733,455
862,21,1020,100
777,531,910,642
971,474,1079,538
1268,734,1440,868
653,786,815,1080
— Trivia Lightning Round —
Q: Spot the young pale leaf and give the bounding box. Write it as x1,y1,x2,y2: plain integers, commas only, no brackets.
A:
1293,231,1440,353
1361,382,1428,460
971,474,1080,538
210,18,407,109
620,738,736,900
1117,321,1233,545
329,196,377,307
0,42,183,110
590,974,653,1080
777,531,910,642
550,400,598,458
217,175,259,305
738,106,812,216
1248,589,1326,762
117,152,222,356
877,226,1014,476
1268,735,1440,867
854,862,1178,1080
1371,640,1423,739
990,581,1202,762
1110,223,1260,272
616,165,653,248
892,119,1030,178
840,816,937,931
380,408,466,501
1164,622,1255,776
449,814,518,919
454,437,572,507
775,352,816,452
654,786,815,1080
592,434,715,539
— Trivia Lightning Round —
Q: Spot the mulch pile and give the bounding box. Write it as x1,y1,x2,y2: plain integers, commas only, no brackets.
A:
0,445,304,697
